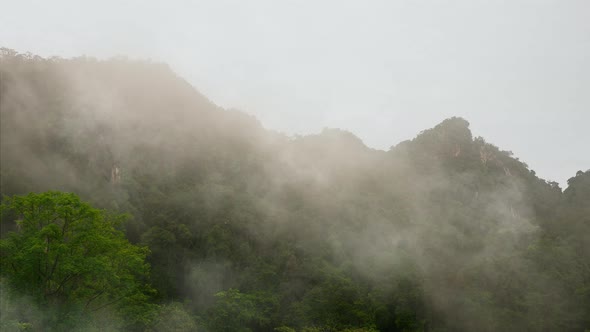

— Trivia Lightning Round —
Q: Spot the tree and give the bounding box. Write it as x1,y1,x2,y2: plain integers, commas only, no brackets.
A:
150,302,198,332
207,289,276,332
0,191,155,330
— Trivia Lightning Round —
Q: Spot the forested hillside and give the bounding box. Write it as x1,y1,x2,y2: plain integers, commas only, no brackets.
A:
1,49,588,332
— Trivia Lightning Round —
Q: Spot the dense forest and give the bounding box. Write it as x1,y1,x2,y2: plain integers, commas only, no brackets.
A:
0,49,588,332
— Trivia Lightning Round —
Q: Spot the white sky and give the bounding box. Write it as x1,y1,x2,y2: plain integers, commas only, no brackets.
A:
1,0,588,187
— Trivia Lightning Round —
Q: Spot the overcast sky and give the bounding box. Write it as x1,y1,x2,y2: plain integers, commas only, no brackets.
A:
1,0,588,187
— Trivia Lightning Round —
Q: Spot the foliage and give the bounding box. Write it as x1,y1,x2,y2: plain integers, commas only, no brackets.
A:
0,192,155,330
1,49,589,332
150,302,198,332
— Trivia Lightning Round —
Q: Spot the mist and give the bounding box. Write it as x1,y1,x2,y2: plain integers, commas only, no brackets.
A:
1,49,588,331
1,2,589,331
2,0,589,187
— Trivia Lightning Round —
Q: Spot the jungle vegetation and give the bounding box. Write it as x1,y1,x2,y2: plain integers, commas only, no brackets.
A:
1,49,588,331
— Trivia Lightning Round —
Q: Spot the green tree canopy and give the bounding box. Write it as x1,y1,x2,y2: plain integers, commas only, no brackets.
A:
0,191,155,330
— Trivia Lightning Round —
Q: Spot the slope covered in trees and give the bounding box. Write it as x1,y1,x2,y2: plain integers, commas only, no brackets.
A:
1,49,588,331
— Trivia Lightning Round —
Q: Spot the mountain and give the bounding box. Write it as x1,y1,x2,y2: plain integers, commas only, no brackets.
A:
1,48,588,332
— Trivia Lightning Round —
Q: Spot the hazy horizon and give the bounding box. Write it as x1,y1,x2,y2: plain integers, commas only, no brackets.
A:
1,0,588,186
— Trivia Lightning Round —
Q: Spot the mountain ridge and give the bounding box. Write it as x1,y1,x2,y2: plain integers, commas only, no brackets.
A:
1,48,589,332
